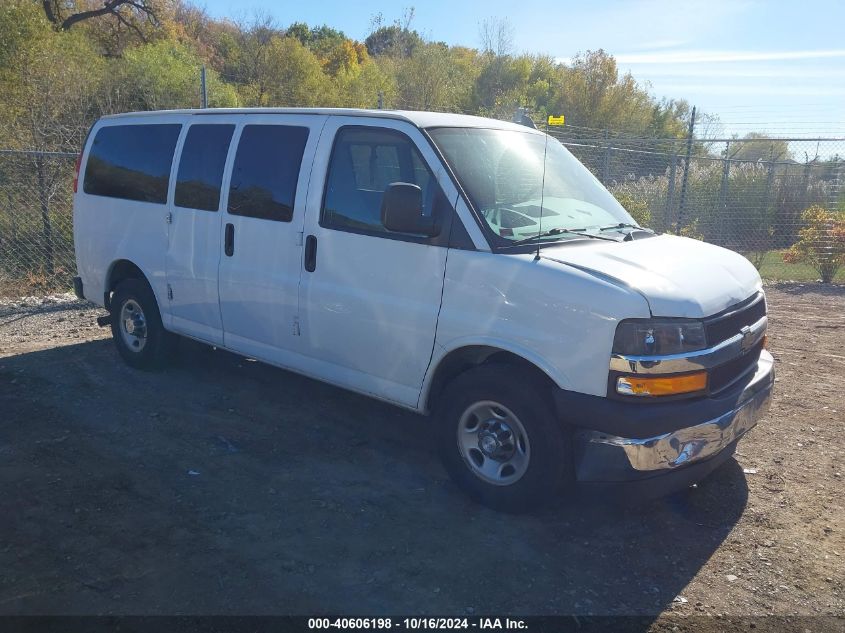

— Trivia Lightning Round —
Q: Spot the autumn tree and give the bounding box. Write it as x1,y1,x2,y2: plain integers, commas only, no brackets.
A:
729,133,791,162
365,9,421,58
2,1,104,276
41,0,160,45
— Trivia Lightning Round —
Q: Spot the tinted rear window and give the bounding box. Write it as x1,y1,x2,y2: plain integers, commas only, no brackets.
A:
84,124,182,204
175,124,235,211
227,125,309,222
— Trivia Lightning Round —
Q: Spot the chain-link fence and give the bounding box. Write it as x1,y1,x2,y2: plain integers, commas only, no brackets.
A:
550,132,844,263
510,117,842,281
1,125,843,300
0,149,77,297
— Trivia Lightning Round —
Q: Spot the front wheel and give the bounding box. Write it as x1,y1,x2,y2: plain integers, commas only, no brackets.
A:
110,278,175,370
435,364,571,513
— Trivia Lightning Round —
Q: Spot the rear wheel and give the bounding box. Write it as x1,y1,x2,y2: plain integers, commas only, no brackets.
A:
110,278,175,370
435,364,571,513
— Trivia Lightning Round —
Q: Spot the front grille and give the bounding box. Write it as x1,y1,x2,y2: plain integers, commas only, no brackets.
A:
705,294,766,346
709,339,764,393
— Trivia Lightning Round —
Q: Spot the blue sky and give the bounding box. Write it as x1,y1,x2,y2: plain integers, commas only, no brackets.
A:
199,0,845,139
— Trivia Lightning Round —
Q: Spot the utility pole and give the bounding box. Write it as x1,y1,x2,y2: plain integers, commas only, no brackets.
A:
676,105,696,235
200,66,208,109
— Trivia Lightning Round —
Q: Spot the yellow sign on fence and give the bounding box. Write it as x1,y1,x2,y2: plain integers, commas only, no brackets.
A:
547,115,565,126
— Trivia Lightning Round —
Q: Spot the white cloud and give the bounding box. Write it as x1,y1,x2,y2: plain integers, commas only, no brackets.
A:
628,66,845,79
615,49,845,65
653,83,845,97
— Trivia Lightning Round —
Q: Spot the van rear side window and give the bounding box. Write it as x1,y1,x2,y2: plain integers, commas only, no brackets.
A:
227,125,309,222
175,124,235,212
83,124,181,204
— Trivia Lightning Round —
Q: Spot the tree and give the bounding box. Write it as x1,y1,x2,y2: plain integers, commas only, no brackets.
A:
111,40,237,111
783,206,845,282
41,0,159,39
335,59,393,108
259,37,333,107
395,43,462,110
364,9,421,58
729,133,791,162
478,17,513,57
1,1,104,278
472,53,532,114
220,13,283,105
286,22,346,58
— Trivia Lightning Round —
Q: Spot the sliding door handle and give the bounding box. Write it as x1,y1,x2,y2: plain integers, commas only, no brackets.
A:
224,223,234,256
304,234,317,272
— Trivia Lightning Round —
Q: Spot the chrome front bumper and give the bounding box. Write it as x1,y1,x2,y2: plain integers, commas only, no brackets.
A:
575,350,774,482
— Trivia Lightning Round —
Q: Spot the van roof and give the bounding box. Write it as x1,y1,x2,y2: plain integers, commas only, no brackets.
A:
98,107,540,133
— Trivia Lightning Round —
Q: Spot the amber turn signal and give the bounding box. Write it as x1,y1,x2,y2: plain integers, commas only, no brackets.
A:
616,371,708,397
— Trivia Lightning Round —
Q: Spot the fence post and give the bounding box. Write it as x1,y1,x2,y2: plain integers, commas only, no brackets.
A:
665,154,677,231
200,66,208,109
765,149,776,213
717,140,730,246
830,158,844,210
801,159,812,208
762,149,777,256
676,106,696,235
602,129,612,184
377,91,384,109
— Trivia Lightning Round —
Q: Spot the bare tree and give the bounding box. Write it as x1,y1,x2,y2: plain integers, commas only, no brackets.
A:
696,112,725,154
41,0,159,39
479,17,513,57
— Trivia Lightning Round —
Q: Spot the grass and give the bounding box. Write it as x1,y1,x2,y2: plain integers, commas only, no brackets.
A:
748,250,845,283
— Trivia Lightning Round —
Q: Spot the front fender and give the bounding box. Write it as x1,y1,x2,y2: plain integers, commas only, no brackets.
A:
419,336,572,411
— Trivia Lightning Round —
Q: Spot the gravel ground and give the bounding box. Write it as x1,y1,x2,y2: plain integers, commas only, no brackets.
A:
0,284,842,626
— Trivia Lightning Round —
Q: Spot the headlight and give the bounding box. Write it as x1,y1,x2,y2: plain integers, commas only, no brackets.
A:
612,319,707,356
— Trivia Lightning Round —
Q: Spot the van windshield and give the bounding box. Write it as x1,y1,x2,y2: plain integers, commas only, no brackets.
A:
428,127,636,244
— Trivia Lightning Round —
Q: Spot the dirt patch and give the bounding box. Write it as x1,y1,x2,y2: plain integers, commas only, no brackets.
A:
0,285,842,621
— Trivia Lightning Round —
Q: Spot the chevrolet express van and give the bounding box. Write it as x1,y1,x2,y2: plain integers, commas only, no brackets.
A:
73,108,773,512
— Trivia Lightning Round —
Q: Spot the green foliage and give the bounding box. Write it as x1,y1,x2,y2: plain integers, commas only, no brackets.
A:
258,37,333,106
783,206,845,283
116,40,238,110
0,1,103,151
729,133,791,162
364,25,423,58
394,42,477,111
0,3,696,146
612,191,651,227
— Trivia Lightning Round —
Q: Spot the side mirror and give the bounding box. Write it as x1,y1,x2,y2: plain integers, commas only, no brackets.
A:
381,182,440,237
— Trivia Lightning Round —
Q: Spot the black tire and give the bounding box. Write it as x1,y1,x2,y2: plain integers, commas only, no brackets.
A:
110,278,175,370
434,364,571,513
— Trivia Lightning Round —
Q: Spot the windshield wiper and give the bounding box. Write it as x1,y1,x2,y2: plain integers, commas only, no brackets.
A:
511,227,620,245
598,222,646,232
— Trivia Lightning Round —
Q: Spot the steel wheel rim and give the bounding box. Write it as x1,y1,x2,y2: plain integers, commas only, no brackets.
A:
457,400,531,486
119,299,147,352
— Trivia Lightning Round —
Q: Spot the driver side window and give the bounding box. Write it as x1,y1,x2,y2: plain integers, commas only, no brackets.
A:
321,127,441,237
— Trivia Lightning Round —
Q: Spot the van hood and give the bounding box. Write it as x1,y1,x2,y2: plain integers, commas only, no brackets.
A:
539,235,762,318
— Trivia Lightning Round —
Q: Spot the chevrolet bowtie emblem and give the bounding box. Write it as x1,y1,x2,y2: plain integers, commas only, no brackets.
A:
739,325,755,352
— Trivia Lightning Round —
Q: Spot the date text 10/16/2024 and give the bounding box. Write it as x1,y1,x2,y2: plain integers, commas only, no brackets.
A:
308,618,528,630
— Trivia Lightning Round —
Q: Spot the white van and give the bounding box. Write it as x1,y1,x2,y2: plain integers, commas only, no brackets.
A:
73,108,773,512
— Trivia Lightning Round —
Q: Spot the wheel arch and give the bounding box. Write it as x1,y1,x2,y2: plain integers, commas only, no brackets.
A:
421,342,566,414
104,259,150,311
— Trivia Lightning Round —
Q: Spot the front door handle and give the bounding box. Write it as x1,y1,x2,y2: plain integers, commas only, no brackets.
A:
224,223,234,256
304,234,317,272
